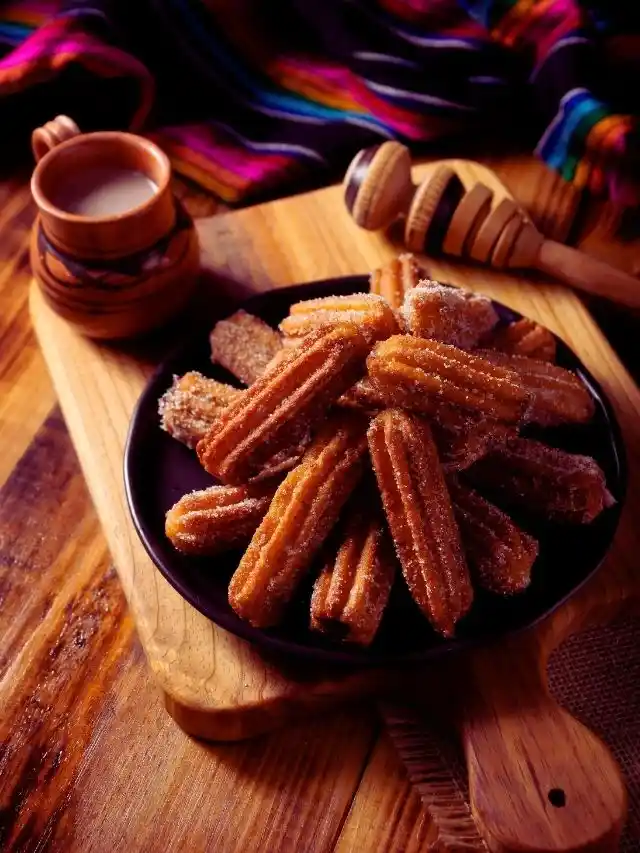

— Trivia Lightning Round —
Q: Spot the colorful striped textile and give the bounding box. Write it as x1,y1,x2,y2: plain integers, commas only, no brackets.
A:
1,0,638,206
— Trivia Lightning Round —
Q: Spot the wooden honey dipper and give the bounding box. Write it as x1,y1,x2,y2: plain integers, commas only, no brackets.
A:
344,143,640,309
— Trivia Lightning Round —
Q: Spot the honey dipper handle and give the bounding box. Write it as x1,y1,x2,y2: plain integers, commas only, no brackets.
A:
457,642,626,853
31,115,81,162
535,239,640,308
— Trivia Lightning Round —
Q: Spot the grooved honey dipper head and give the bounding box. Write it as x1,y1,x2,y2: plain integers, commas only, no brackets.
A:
404,166,465,253
343,142,413,231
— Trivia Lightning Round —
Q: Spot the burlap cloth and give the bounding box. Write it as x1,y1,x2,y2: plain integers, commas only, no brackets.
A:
382,615,640,852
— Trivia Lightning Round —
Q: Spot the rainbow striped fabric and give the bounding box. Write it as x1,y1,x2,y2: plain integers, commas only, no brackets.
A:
1,0,639,206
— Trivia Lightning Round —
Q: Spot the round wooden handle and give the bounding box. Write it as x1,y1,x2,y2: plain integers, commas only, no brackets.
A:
458,643,627,853
535,239,640,309
31,115,81,162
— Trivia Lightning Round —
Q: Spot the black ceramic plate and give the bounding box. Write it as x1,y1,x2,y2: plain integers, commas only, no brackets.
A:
124,276,626,666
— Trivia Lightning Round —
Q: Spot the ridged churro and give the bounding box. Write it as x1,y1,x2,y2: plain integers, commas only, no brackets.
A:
448,476,538,594
158,371,243,449
402,281,499,349
165,481,278,555
210,309,283,385
430,405,515,472
338,376,388,413
368,335,530,424
465,437,614,523
198,324,371,484
482,318,556,362
310,498,396,646
369,253,421,311
368,409,473,637
228,412,369,627
476,349,594,425
279,293,399,343
338,378,513,470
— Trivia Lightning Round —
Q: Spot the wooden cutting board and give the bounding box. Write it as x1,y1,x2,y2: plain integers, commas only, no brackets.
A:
30,160,640,853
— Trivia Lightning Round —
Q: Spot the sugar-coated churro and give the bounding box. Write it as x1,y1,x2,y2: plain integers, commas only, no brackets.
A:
228,412,369,627
430,404,515,472
402,281,499,349
369,253,421,311
368,409,473,637
165,480,278,555
476,349,594,425
367,335,530,424
448,476,538,594
198,324,371,484
465,437,614,523
158,371,243,449
481,318,556,362
210,309,283,385
280,293,399,343
338,378,513,470
310,497,396,646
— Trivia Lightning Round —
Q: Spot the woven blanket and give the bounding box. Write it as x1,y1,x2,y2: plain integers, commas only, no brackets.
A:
2,1,639,206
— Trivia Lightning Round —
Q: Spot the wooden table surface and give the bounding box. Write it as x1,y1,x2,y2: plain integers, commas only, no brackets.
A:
1,157,638,853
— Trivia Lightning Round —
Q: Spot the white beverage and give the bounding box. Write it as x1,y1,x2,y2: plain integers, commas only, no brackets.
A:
53,167,158,217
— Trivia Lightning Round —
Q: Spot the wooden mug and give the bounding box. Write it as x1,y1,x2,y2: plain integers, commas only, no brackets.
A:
30,116,200,340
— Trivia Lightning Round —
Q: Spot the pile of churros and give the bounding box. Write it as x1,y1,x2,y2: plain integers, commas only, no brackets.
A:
158,253,614,646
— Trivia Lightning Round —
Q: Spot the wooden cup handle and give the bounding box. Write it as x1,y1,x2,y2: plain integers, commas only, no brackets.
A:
457,643,627,853
535,239,640,309
31,115,81,162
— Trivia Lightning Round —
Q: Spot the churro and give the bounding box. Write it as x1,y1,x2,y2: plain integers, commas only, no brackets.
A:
476,349,594,425
448,476,538,594
210,309,283,385
198,324,371,484
369,253,421,311
430,405,515,471
367,335,530,423
402,281,499,349
482,318,556,362
158,371,243,449
310,498,396,646
228,412,369,627
165,481,278,556
368,409,473,637
279,293,399,343
338,376,388,413
338,378,513,470
465,437,614,523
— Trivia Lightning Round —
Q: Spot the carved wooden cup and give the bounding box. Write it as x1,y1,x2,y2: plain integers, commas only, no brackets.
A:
30,116,200,340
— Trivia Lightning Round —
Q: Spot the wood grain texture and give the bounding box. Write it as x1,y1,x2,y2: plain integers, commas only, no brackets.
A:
535,238,640,308
461,641,626,853
66,696,377,853
1,155,639,853
0,182,57,487
335,732,437,853
485,155,582,245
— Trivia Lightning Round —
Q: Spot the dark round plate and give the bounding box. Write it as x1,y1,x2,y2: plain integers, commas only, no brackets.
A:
124,276,626,667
